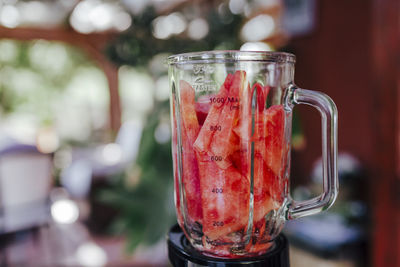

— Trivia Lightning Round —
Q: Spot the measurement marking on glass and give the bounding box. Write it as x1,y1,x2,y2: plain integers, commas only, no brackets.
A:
209,97,239,103
210,97,225,103
209,125,222,131
227,97,239,103
193,64,216,92
193,84,216,92
210,155,223,161
213,221,224,227
212,188,223,193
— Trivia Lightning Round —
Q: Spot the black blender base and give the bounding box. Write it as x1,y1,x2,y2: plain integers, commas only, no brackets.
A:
167,224,290,267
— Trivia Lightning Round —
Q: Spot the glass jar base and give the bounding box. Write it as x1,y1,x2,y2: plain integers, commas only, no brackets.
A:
168,224,290,266
187,233,275,259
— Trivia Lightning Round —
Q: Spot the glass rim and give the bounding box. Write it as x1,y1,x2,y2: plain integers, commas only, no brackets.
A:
167,50,296,65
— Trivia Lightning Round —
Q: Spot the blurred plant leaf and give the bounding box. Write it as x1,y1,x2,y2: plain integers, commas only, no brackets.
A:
98,101,176,251
106,5,243,67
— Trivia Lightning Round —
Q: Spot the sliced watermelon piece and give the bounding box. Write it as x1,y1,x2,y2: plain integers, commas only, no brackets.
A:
253,154,279,222
252,105,285,203
251,83,266,112
171,96,184,226
181,131,202,221
209,71,247,169
171,97,184,229
233,82,269,141
180,80,200,142
230,148,277,223
197,157,250,240
254,105,285,176
178,80,203,222
229,140,280,222
195,95,212,125
229,88,284,221
193,73,234,153
230,142,249,177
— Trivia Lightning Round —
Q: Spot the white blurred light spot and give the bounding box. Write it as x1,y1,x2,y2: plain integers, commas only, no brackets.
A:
169,12,186,34
2,113,37,144
154,122,171,144
240,42,273,51
70,0,95,33
152,12,186,39
243,3,252,17
187,18,209,40
102,143,122,165
254,0,279,8
0,40,18,63
2,0,18,4
59,0,79,9
51,199,79,224
29,41,69,75
113,12,132,31
152,16,170,39
76,242,107,267
37,128,60,154
0,5,20,28
241,15,275,42
61,160,92,198
70,0,131,33
118,65,154,117
122,0,147,15
154,76,170,101
148,53,169,75
20,1,48,25
229,0,246,14
89,4,112,31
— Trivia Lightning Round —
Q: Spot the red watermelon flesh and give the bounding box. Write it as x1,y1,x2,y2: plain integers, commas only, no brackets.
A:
196,154,250,240
178,80,203,222
252,154,279,222
173,73,287,257
193,73,234,153
171,97,183,226
251,83,266,112
229,141,250,177
254,105,285,176
230,82,270,180
232,82,269,141
195,95,212,125
209,71,247,169
181,130,203,222
252,105,285,203
180,80,200,142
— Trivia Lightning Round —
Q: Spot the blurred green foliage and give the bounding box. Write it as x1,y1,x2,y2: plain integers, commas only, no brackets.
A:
0,40,92,117
106,6,243,67
0,39,111,145
98,101,176,250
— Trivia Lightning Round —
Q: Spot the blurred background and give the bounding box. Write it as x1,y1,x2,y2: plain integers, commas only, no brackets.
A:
0,0,398,266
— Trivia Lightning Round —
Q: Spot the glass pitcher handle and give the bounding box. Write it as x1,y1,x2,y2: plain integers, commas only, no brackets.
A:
286,86,339,219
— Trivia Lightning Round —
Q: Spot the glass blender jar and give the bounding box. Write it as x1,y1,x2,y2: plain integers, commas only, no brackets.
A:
167,51,338,260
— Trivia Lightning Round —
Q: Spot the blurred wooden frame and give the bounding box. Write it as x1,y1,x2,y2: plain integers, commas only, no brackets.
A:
0,26,121,133
0,0,197,133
